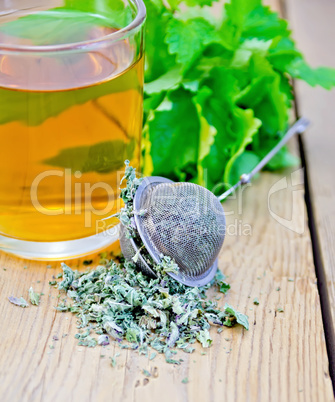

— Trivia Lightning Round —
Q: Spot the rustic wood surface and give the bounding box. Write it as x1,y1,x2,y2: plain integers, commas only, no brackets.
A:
0,0,334,401
285,0,335,351
0,165,333,400
0,170,333,402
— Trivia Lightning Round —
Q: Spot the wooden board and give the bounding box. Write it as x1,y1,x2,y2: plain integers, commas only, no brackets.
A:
0,0,334,401
285,0,335,350
0,172,333,401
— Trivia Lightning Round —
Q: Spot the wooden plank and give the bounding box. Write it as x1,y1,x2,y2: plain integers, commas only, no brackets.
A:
0,1,333,401
0,173,333,401
284,0,335,375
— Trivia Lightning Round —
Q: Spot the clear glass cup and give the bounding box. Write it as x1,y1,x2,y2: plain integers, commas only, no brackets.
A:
0,0,146,259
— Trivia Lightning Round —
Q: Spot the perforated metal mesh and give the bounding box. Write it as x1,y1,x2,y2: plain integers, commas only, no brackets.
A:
137,182,226,282
119,224,157,278
119,177,226,286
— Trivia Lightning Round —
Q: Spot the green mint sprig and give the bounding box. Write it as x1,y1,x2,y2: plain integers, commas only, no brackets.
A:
142,0,335,189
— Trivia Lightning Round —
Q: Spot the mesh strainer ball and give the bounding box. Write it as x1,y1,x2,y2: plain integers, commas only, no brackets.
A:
118,118,310,287
119,176,226,287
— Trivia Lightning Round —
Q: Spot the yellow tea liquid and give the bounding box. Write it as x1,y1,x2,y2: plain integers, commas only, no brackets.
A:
0,17,143,242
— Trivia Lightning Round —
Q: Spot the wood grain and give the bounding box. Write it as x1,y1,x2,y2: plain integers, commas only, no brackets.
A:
0,170,333,401
284,0,335,349
0,0,334,401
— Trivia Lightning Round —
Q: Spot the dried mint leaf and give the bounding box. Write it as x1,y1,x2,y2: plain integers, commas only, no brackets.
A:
28,287,41,306
8,296,29,308
253,297,260,305
58,263,75,290
223,303,249,330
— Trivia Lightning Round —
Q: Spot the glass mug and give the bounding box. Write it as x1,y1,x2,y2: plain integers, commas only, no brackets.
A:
0,0,146,259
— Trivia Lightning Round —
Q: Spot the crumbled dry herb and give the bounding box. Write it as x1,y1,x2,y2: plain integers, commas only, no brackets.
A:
8,296,29,308
110,353,120,368
218,280,230,295
98,334,110,346
181,377,189,384
51,162,249,364
222,304,249,330
150,352,157,361
53,260,248,362
28,287,41,306
114,161,144,239
253,298,260,306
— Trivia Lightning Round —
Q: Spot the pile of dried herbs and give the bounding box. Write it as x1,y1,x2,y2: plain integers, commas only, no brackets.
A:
55,259,248,363
53,162,248,363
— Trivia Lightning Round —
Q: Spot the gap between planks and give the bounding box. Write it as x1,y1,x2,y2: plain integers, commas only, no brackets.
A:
276,0,335,393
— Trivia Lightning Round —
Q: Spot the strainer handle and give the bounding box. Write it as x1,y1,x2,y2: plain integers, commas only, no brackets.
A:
217,117,310,202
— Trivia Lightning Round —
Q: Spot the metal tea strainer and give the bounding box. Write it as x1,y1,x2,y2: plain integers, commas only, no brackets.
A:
117,117,309,287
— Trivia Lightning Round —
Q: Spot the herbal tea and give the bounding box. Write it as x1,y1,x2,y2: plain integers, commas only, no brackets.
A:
0,11,143,242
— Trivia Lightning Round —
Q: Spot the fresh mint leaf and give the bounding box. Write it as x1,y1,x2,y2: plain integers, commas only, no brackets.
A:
267,37,302,71
196,67,259,190
287,59,335,90
264,147,299,171
166,0,219,10
195,67,238,190
220,0,261,48
228,151,260,185
193,87,217,186
142,0,335,188
235,53,290,162
44,140,135,174
145,0,176,82
165,17,219,71
144,67,182,95
145,88,200,179
223,108,261,185
242,5,290,40
185,0,219,6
